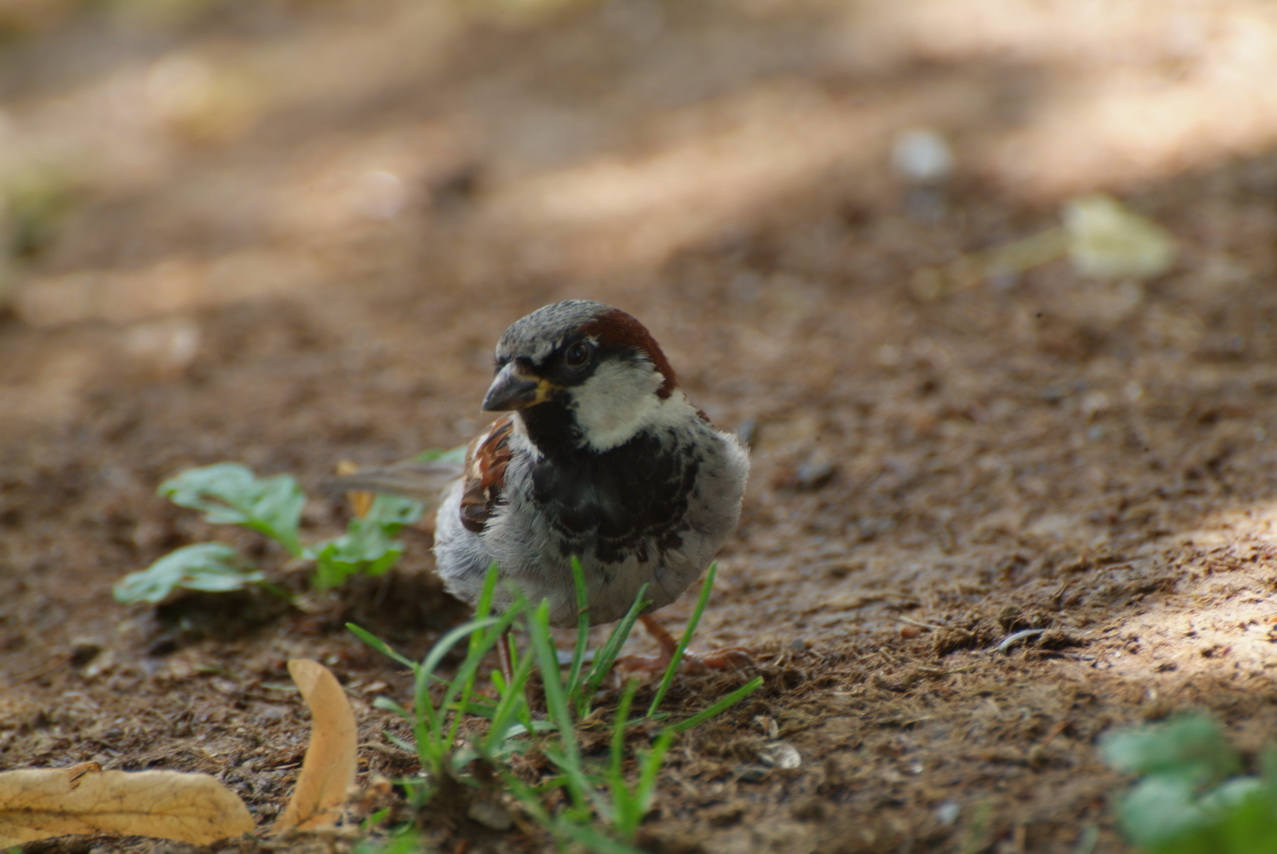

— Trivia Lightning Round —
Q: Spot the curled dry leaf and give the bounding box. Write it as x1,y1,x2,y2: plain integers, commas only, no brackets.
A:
273,658,358,834
1063,194,1177,280
0,765,253,847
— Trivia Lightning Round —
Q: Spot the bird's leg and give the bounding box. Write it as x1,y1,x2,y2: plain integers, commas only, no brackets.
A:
616,614,753,678
640,614,684,666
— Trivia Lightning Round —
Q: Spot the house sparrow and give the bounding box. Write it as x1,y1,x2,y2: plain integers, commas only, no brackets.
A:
331,300,750,670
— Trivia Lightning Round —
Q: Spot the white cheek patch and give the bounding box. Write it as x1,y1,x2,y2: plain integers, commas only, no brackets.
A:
570,360,693,451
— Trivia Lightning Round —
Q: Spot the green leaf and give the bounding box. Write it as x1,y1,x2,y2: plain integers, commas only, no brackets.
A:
1202,778,1277,854
1101,715,1240,786
159,463,305,556
1103,715,1277,854
309,493,423,588
312,526,403,589
1116,776,1210,848
113,543,263,604
361,492,424,531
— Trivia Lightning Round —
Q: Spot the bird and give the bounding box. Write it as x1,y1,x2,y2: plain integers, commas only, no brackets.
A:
329,300,751,674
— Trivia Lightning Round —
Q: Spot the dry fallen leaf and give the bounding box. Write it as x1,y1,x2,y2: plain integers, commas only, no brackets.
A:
0,765,253,847
1063,194,1177,280
273,658,358,833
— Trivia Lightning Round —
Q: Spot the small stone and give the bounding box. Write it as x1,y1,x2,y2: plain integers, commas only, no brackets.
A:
936,801,960,825
759,742,801,770
892,129,955,185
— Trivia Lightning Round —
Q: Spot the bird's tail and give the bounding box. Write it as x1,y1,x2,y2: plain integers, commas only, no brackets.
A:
321,461,462,505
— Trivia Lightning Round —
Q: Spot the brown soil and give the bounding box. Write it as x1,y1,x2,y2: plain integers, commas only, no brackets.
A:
4,1,1277,852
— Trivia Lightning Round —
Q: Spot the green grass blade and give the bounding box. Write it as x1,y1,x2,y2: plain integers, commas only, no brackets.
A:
483,644,539,754
634,730,674,816
580,584,649,709
667,675,763,735
610,681,637,777
553,816,646,854
647,563,718,717
405,614,506,770
493,766,557,838
443,605,524,745
472,562,501,621
347,622,417,670
382,731,417,754
418,615,503,677
526,601,590,811
371,696,412,721
605,681,639,831
564,556,591,704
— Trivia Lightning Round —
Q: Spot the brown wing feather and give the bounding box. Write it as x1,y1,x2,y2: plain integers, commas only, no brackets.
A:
459,415,515,533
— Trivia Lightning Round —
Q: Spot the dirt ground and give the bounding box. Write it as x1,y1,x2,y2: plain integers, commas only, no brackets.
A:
4,0,1277,851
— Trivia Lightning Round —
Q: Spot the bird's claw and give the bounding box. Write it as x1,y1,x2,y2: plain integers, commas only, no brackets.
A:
614,645,754,681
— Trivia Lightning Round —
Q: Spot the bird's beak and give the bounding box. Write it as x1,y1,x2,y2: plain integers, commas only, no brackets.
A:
482,362,554,411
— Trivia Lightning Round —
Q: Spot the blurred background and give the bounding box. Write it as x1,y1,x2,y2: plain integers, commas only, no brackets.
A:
3,0,1274,337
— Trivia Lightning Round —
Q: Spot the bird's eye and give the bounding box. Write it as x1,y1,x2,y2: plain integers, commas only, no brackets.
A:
563,341,594,368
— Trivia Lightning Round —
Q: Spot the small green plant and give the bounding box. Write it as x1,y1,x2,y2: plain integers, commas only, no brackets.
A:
351,560,762,852
113,454,467,604
159,462,308,557
1102,713,1277,854
112,542,265,604
351,827,424,854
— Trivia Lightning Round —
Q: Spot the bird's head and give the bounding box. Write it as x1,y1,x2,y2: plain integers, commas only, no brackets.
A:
482,300,683,454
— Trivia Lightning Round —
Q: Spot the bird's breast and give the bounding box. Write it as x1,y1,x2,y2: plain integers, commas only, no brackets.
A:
528,431,698,566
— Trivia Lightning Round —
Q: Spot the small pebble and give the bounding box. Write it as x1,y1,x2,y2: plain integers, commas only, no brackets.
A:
936,801,961,825
759,742,802,769
892,128,955,185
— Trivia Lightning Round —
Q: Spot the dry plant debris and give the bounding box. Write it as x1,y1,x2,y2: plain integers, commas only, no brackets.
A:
0,659,356,848
0,763,253,847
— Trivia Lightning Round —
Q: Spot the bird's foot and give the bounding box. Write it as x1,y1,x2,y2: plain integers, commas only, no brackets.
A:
613,614,754,680
616,646,754,677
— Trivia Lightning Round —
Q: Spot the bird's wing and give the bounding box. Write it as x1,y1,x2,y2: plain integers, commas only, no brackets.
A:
458,414,516,533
